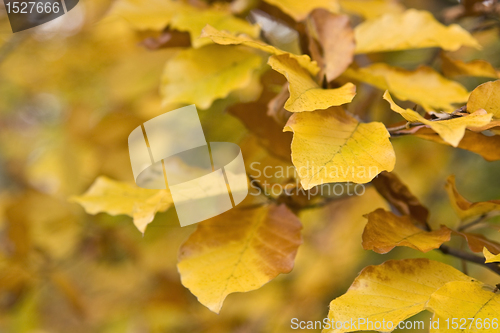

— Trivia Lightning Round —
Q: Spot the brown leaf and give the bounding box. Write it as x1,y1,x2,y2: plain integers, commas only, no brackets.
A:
307,10,355,81
228,70,292,161
363,209,451,254
267,83,292,127
453,231,500,254
414,127,500,161
372,171,429,226
446,175,500,221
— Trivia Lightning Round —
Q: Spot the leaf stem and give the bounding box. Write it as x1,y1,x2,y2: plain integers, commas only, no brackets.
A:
457,214,488,232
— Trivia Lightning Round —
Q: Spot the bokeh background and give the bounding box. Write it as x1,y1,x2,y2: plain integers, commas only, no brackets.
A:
0,0,499,332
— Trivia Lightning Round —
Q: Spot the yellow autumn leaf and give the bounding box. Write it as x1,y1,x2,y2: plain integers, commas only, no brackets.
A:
345,63,470,111
441,53,499,79
284,107,395,189
426,281,500,332
483,247,500,263
384,91,492,147
339,0,404,19
177,204,302,313
446,175,500,221
111,0,259,47
71,176,172,234
161,44,263,109
467,80,500,118
268,54,356,112
201,25,319,75
354,9,480,53
262,0,340,21
323,259,473,333
363,209,451,253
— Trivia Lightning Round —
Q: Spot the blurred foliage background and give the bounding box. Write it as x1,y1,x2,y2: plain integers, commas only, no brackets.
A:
0,0,499,332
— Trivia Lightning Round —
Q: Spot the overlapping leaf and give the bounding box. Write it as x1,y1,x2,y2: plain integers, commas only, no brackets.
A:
201,25,319,75
111,0,259,47
467,80,500,118
284,107,395,189
354,9,480,53
307,10,355,81
426,281,500,332
345,64,470,111
483,247,500,263
71,176,172,234
161,44,263,109
363,209,451,253
446,175,500,221
384,91,492,147
268,54,356,112
177,204,302,313
323,259,473,333
414,128,500,161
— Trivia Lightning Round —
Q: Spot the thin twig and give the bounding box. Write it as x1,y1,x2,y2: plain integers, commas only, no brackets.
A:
439,244,500,276
458,214,488,232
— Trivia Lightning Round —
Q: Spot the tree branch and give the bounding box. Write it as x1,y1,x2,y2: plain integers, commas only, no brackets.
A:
439,244,500,276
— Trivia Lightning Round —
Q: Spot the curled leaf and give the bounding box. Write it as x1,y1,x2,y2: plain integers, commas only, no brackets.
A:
384,91,492,147
363,209,451,254
201,25,319,75
71,176,172,233
483,247,500,263
268,54,356,112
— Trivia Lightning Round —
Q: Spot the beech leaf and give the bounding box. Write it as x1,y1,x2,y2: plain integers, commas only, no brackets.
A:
483,247,500,263
177,204,302,313
268,54,356,112
71,176,172,234
345,64,470,112
284,107,395,189
161,44,263,109
384,91,492,147
467,80,500,118
354,9,480,53
339,0,405,19
201,25,319,75
441,53,499,79
363,209,451,254
323,259,473,333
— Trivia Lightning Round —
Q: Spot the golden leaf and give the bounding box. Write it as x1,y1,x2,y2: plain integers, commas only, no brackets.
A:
161,44,263,109
467,80,500,118
384,91,492,147
201,25,319,75
284,107,395,189
345,64,470,112
339,0,404,19
426,281,500,331
354,9,480,53
262,0,340,21
268,54,356,112
363,209,451,253
177,204,302,313
483,247,500,263
111,0,259,47
446,175,500,221
441,53,499,79
307,10,355,81
323,259,473,333
71,176,172,234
